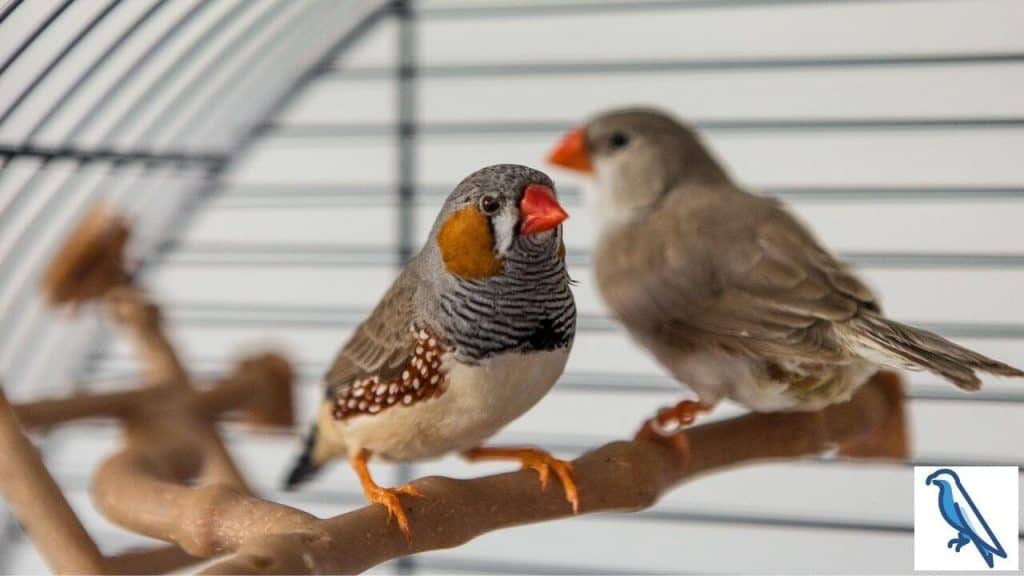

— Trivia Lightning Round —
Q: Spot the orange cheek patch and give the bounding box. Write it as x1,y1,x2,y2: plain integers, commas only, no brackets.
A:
437,206,503,279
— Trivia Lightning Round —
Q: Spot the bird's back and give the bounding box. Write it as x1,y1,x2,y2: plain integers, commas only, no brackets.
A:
593,183,882,409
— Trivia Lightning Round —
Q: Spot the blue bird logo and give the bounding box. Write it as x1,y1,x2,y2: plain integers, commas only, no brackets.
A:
925,468,1008,568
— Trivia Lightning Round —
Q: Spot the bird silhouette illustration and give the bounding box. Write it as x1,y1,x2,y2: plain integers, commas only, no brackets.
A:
925,469,1008,568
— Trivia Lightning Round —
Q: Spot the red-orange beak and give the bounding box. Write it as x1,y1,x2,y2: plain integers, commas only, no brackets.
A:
520,183,568,235
547,127,592,173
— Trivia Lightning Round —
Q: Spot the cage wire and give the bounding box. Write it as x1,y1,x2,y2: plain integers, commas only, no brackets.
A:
0,0,1022,573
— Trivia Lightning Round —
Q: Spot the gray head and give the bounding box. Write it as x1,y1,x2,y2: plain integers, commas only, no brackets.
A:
425,164,568,281
547,107,730,224
418,165,576,360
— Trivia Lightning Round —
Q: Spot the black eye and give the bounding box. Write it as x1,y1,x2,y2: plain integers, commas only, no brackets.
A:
479,195,500,214
608,131,629,150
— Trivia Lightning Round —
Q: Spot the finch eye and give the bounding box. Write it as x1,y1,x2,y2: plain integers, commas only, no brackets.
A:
608,131,629,150
479,195,500,214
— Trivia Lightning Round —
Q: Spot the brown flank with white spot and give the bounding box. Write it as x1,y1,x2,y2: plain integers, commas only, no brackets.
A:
331,326,448,420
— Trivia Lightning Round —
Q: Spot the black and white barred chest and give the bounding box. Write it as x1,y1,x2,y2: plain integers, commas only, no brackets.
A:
436,249,576,363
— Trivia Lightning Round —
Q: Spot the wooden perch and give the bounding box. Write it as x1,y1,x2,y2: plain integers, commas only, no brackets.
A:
102,286,260,492
13,372,292,433
2,351,295,574
12,383,180,430
102,546,201,575
41,202,132,307
0,387,107,574
1,374,290,575
96,372,897,575
1,204,297,573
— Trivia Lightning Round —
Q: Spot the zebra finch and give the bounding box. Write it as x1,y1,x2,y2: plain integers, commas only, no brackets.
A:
285,164,579,537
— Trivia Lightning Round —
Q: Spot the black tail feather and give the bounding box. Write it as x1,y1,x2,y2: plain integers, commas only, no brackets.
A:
283,424,323,490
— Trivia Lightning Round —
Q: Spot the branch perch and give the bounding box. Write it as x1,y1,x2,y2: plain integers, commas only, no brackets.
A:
109,373,896,575
41,202,132,308
12,384,179,430
13,372,291,432
0,204,296,573
102,546,202,575
0,387,107,574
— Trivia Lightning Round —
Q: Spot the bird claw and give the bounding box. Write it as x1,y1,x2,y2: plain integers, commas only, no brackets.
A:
522,453,578,512
655,401,704,432
464,447,580,513
634,401,706,466
367,485,416,540
649,400,707,436
528,459,551,490
635,420,692,462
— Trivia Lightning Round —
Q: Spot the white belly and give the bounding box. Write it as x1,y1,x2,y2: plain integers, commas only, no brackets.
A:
658,347,875,412
660,348,794,411
333,347,569,461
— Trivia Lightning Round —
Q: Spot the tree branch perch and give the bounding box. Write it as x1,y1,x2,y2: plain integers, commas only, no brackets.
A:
0,388,107,574
97,373,899,575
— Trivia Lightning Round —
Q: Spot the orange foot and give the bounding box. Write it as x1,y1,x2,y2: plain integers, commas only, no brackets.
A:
351,450,423,540
464,446,580,513
634,400,710,463
363,483,423,537
653,400,709,433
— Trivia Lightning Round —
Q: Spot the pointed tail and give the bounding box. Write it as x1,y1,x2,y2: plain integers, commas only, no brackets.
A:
283,424,324,490
850,313,1024,390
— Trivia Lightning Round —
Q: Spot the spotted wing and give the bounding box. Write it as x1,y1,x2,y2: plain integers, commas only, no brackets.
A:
324,268,450,419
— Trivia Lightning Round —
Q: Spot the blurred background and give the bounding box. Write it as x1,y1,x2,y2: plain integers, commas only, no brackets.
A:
1,0,1022,572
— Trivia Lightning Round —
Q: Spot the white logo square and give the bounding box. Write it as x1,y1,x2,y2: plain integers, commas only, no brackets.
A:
914,466,1019,571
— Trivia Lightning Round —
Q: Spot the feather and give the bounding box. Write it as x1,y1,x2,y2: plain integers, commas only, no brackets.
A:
595,184,874,364
324,268,420,392
850,313,1024,390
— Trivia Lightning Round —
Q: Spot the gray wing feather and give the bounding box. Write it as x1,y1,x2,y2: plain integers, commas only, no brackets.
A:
597,187,877,361
324,268,419,394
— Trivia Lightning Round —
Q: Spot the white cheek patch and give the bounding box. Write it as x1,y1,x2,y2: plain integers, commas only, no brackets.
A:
492,207,518,256
586,163,632,231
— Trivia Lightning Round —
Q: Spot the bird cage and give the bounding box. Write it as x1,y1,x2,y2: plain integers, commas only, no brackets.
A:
0,0,1021,573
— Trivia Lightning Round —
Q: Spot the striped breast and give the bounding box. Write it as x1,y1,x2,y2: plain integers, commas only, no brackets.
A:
437,235,576,363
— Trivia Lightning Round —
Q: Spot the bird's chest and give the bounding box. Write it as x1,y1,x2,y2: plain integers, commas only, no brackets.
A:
446,348,569,433
341,347,569,461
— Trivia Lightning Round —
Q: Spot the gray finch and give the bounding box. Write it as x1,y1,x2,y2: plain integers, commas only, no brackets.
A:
549,108,1022,415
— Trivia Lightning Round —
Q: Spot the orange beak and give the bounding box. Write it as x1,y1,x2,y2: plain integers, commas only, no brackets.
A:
520,183,569,235
547,127,592,173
